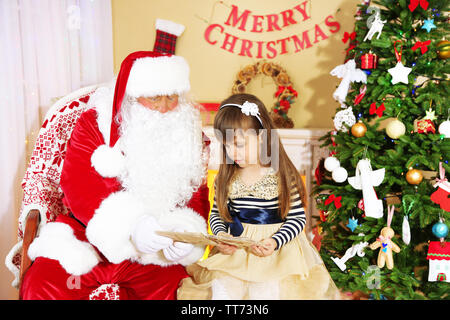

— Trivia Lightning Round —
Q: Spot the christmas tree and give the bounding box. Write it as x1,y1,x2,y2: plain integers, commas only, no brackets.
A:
313,0,450,300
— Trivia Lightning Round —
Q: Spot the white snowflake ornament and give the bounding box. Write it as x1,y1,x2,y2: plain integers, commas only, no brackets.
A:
334,107,356,132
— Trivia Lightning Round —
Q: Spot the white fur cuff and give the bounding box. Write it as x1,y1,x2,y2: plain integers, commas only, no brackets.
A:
28,222,100,276
86,191,145,264
156,19,185,37
91,144,125,178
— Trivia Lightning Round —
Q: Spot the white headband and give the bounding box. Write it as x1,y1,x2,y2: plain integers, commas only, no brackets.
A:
219,101,263,127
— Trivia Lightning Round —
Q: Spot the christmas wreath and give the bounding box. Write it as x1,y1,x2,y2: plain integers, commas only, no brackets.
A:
231,61,298,128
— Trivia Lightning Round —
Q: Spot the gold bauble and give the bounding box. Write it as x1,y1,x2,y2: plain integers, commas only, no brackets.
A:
351,122,367,138
437,40,450,60
386,118,406,139
406,168,423,185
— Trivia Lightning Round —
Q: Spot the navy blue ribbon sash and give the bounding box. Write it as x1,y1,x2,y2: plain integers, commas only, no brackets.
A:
228,203,283,236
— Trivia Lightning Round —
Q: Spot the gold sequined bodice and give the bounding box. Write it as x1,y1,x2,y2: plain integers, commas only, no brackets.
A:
228,167,280,200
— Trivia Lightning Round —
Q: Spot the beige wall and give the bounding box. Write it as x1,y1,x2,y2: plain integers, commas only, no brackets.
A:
111,0,362,129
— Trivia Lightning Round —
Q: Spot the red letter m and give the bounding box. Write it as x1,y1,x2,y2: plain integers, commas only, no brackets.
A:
224,5,251,31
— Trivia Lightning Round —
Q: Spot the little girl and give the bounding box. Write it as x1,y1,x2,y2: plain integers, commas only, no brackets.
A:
178,93,339,300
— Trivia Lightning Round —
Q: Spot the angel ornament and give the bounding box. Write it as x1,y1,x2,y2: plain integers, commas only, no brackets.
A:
369,206,401,270
363,7,387,41
330,59,367,105
348,158,385,219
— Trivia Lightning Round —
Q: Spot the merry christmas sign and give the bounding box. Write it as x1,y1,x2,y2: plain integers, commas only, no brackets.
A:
203,1,341,59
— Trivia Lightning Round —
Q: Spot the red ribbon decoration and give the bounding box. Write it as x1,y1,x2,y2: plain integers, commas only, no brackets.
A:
324,194,342,209
345,44,356,56
408,0,429,12
412,40,431,54
394,40,403,62
354,85,367,106
275,85,298,98
275,86,284,97
342,31,356,44
287,86,298,97
369,102,385,117
342,30,357,56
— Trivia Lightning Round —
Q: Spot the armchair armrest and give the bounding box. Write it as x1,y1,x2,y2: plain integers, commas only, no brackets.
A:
19,209,40,285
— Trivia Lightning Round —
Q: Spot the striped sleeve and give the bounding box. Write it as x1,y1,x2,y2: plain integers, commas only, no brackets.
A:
209,195,228,235
271,186,306,250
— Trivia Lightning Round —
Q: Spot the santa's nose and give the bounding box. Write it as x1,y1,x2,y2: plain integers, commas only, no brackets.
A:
157,97,169,113
159,96,179,113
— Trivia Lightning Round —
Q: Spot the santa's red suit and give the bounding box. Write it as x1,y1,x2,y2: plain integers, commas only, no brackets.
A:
21,51,210,300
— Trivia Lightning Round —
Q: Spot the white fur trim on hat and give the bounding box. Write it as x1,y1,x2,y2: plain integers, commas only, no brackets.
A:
89,84,115,145
156,19,185,36
91,144,125,178
28,222,101,276
126,55,190,98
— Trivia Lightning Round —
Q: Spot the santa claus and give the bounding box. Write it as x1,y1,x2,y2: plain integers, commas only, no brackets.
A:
20,51,211,300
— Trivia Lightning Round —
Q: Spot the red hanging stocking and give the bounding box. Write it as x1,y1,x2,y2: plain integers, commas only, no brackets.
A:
431,186,450,212
431,162,450,212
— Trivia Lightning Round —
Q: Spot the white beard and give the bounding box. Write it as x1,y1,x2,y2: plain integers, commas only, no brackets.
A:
117,99,206,217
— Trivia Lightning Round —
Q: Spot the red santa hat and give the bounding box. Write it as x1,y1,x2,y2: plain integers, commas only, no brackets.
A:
91,20,189,177
109,51,190,147
109,19,188,147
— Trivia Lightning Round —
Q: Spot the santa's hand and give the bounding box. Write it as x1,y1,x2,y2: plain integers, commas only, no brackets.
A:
161,226,194,262
163,241,194,262
131,216,173,253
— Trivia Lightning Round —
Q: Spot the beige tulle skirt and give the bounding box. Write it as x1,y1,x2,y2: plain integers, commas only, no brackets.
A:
177,222,340,300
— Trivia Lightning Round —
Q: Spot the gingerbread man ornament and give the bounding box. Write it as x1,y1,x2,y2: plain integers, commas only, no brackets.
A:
369,205,401,269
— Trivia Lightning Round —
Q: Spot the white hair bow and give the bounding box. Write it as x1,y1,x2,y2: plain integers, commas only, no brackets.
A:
220,101,263,126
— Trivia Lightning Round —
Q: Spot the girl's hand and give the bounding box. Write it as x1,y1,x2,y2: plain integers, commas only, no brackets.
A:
216,231,237,255
250,238,277,257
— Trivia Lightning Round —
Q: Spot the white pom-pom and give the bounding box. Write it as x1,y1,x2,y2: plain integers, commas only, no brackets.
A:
91,144,125,178
438,120,450,138
324,156,340,172
332,167,348,183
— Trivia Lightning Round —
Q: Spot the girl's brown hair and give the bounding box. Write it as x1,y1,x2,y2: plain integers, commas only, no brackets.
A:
213,93,307,222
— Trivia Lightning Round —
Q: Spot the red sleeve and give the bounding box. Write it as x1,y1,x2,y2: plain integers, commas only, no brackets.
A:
186,183,210,221
60,109,121,226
